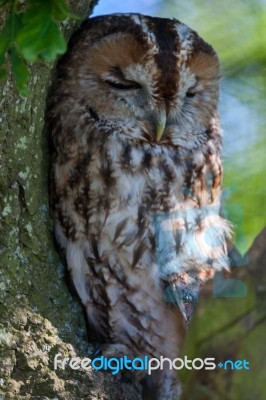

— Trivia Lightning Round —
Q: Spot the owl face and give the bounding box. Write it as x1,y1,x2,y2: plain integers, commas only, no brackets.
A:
58,14,220,145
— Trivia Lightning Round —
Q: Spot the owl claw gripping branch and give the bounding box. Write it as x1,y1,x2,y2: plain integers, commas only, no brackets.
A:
47,13,231,400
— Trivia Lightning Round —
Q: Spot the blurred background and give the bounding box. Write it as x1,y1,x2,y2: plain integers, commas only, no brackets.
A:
93,0,266,254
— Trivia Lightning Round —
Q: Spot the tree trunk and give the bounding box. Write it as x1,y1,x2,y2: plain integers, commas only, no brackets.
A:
0,2,140,399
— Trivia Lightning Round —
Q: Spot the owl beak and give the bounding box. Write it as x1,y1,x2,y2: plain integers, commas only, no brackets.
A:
156,109,167,141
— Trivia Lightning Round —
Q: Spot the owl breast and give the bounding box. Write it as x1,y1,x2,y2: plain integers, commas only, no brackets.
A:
53,116,228,303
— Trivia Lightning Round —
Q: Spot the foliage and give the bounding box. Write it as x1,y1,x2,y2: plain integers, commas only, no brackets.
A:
223,137,266,254
0,0,78,96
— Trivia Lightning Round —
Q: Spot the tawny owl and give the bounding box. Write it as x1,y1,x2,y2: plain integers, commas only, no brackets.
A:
47,13,230,399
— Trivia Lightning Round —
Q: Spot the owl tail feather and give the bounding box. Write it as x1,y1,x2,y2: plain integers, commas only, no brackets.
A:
163,271,214,324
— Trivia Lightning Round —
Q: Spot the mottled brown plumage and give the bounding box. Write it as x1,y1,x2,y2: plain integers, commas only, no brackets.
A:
47,13,230,399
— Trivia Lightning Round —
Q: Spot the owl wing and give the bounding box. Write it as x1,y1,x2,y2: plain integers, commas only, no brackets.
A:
153,147,231,323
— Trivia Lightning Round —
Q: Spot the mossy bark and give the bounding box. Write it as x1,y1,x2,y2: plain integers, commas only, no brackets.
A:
0,2,141,399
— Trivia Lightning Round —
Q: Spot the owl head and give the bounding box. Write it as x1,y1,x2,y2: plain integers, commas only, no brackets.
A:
52,14,220,146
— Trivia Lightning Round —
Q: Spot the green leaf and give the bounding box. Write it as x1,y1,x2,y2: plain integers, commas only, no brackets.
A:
17,20,66,61
0,11,23,64
51,0,75,21
16,1,67,62
11,48,30,96
40,22,67,60
0,0,10,5
0,67,8,81
0,14,13,64
0,32,10,64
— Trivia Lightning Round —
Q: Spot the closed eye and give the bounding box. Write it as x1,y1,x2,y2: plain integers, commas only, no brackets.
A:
186,90,196,98
186,83,198,98
104,79,141,90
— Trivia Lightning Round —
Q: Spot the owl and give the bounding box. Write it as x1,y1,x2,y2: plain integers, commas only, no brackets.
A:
47,13,230,399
